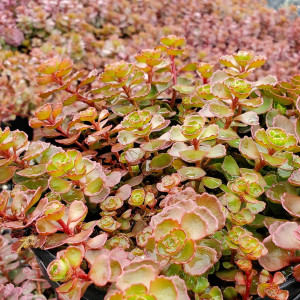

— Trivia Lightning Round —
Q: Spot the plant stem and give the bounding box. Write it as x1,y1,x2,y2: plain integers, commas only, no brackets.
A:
254,160,266,172
193,138,199,150
224,97,239,129
57,219,73,235
56,125,88,151
243,270,253,300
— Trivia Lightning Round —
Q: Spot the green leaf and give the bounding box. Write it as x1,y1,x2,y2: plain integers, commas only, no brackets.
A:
202,177,222,189
180,63,197,72
239,137,261,160
150,153,173,170
84,177,104,196
125,148,145,164
61,188,85,203
266,182,297,203
179,149,207,163
16,164,46,178
209,103,233,118
252,96,273,114
117,131,138,145
222,156,240,177
49,177,72,194
211,83,232,99
0,166,18,184
141,140,166,152
255,75,277,89
206,144,226,158
173,84,195,94
178,167,206,180
226,193,242,213
199,124,219,141
184,246,217,276
63,94,77,106
261,153,287,167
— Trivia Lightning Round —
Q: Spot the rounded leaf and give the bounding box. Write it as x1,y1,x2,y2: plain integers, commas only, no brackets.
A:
258,236,291,272
150,153,173,170
180,149,207,163
49,177,72,194
282,193,300,217
181,212,208,240
184,246,218,276
272,222,300,250
178,167,206,180
149,276,178,300
88,254,111,286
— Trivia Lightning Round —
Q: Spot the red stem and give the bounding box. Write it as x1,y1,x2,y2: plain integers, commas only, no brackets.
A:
243,270,253,300
57,219,73,235
224,97,239,129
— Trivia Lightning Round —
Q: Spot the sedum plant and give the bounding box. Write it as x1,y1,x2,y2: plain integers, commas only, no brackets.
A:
0,35,300,300
1,0,300,122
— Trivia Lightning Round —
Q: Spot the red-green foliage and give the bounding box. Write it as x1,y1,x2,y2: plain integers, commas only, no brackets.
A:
0,35,299,300
0,0,299,122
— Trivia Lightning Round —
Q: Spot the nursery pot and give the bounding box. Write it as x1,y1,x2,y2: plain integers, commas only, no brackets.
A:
32,248,300,300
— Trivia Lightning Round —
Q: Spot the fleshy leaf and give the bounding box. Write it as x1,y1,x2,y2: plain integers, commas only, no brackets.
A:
149,277,178,300
281,193,300,217
178,167,206,180
181,212,208,240
117,265,156,291
272,222,300,250
88,254,111,286
84,177,104,196
0,166,18,184
150,153,173,170
258,236,291,272
17,165,46,178
222,156,239,177
239,137,260,160
184,246,217,276
49,177,72,194
180,149,207,163
202,177,222,189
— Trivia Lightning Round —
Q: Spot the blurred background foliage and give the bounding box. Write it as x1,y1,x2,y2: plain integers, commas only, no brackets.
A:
0,0,299,121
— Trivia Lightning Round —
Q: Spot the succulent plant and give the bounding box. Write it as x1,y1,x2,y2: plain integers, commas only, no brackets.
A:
0,35,300,300
1,0,300,122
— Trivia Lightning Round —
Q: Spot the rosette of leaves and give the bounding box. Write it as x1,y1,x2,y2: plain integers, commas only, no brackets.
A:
208,73,276,130
1,35,300,299
239,127,298,172
219,51,268,79
220,172,267,225
227,226,268,268
118,109,169,145
143,193,225,276
225,226,269,300
257,270,289,300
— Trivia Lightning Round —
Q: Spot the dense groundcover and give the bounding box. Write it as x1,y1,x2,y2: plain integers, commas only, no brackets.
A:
0,34,300,299
0,1,300,300
0,0,299,122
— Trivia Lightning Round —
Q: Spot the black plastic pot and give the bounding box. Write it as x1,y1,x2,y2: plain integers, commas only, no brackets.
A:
33,248,300,300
